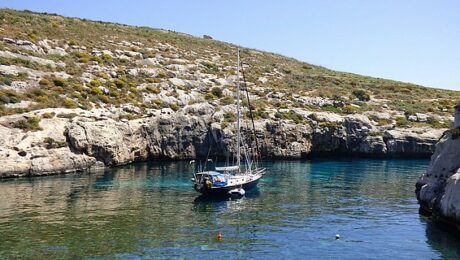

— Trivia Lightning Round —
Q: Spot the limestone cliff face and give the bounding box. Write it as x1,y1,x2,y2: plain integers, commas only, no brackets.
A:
142,114,210,159
0,107,445,178
416,132,460,228
66,119,149,165
0,115,103,178
310,114,441,157
0,18,453,178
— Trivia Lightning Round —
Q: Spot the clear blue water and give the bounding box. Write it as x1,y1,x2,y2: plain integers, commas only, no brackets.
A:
1,159,460,259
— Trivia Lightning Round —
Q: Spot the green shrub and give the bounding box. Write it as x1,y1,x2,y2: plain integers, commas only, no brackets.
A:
66,64,83,76
368,115,392,125
395,116,409,127
62,98,78,108
90,87,103,95
153,98,163,106
39,78,52,87
52,77,66,87
302,64,312,70
275,110,304,124
343,105,358,114
145,85,161,94
318,121,342,128
377,118,392,126
89,80,101,88
321,105,341,113
114,79,127,89
101,53,113,61
274,112,282,119
12,117,42,131
98,95,110,103
352,90,370,101
220,95,235,105
90,56,102,63
204,92,216,101
169,103,180,111
1,76,12,86
224,112,237,122
57,113,78,119
118,113,139,121
0,89,22,104
253,109,269,119
42,112,55,118
427,117,451,129
201,61,219,74
74,52,91,63
157,71,167,78
211,87,223,98
36,95,49,104
43,137,67,149
73,83,85,92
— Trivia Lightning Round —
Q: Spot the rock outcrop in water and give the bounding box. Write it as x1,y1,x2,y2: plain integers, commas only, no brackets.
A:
0,107,445,178
416,104,460,230
416,131,460,229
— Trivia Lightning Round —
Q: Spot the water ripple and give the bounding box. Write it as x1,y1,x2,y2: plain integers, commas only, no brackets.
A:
0,159,459,259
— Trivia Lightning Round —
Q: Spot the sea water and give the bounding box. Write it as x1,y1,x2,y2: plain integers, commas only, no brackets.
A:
0,159,459,259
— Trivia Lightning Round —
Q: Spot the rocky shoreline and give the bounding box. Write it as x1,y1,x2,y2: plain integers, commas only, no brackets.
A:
0,105,445,178
0,12,454,181
416,130,460,230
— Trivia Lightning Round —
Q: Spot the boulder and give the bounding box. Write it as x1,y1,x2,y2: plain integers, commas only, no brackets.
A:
416,113,428,122
48,47,68,56
170,78,186,87
137,58,159,66
29,148,103,176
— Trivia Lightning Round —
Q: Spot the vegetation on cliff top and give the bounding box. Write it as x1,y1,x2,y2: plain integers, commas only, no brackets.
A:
0,9,458,125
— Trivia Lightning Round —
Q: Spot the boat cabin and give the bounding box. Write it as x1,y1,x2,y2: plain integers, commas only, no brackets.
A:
194,166,240,188
194,171,228,187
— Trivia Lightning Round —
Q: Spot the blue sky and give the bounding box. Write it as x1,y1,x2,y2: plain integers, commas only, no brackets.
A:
1,1,459,90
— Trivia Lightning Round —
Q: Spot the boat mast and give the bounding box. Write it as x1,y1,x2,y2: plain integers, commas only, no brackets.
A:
236,48,241,172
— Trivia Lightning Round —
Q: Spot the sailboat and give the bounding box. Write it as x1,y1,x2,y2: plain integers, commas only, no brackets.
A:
191,48,266,196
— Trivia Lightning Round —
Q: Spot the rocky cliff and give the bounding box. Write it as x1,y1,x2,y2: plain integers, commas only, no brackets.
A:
416,130,460,229
0,105,445,178
0,10,456,178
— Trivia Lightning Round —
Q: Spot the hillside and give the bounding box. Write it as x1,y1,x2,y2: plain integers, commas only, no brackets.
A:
0,9,458,124
0,9,458,177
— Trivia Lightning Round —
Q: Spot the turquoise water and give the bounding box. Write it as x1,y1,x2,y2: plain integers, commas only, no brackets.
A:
1,159,460,259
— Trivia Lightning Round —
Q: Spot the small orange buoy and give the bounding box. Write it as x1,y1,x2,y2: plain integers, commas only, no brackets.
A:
216,231,222,241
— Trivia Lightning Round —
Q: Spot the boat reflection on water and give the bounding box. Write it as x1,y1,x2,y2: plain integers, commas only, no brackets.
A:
192,188,261,212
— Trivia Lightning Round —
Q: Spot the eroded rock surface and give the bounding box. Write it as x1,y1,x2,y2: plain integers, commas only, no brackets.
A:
416,132,460,228
0,108,446,178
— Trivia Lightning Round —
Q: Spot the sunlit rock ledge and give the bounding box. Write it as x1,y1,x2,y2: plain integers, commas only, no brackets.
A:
0,106,445,178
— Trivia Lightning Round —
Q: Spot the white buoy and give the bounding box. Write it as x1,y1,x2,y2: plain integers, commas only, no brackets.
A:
335,234,340,240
